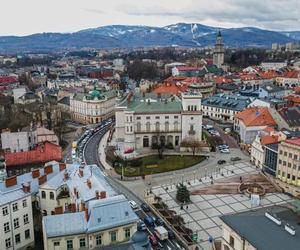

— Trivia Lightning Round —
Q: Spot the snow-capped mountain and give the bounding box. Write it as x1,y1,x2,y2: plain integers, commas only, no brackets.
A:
0,23,299,53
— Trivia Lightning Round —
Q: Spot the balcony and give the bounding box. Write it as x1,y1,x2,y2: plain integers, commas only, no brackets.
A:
135,129,181,134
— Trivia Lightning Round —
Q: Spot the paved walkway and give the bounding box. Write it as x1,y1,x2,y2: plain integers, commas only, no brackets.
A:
148,162,294,250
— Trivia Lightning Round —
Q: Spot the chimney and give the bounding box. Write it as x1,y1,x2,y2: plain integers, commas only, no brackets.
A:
79,168,84,177
38,175,47,185
95,190,100,199
31,169,40,179
54,206,63,215
64,171,69,180
70,203,76,213
80,200,85,212
5,175,17,188
22,182,31,193
100,191,107,199
59,163,66,172
44,165,53,175
87,179,92,189
85,207,89,221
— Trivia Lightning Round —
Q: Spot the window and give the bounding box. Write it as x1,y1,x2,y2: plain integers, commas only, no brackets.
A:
155,116,160,119
4,222,10,233
79,238,86,248
165,121,169,131
174,116,178,119
22,199,27,208
279,159,282,164
15,234,20,244
24,214,29,224
110,231,117,243
50,192,54,200
14,218,19,229
292,175,296,181
41,191,46,199
155,122,160,131
136,116,141,120
283,161,286,166
96,235,102,246
165,116,169,119
284,151,287,156
12,203,18,212
67,240,73,250
125,228,131,239
2,206,8,216
5,238,11,249
174,121,179,131
25,229,30,239
289,153,292,158
294,155,298,160
136,122,141,132
279,150,283,155
146,116,150,120
288,163,292,168
53,241,60,246
146,122,151,132
229,236,234,247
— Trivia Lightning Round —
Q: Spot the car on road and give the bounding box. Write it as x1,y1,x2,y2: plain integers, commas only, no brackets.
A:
154,226,168,241
137,220,146,231
231,157,241,161
141,203,150,212
217,160,226,165
168,230,175,239
129,200,138,210
149,235,158,246
144,216,155,227
220,148,230,153
155,217,165,226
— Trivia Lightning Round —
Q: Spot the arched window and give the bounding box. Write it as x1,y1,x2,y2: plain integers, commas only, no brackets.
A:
165,121,169,132
155,122,160,132
146,122,151,132
41,191,46,199
136,122,141,132
50,192,54,200
174,121,179,131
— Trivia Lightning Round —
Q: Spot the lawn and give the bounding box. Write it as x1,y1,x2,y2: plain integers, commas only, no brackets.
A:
115,154,206,177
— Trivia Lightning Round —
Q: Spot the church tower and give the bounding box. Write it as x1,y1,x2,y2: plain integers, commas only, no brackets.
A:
213,31,225,68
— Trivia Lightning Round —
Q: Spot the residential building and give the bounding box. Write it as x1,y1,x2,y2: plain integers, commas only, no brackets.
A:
69,88,117,124
172,66,202,77
258,84,286,99
263,143,279,176
202,94,251,123
115,91,202,154
261,61,287,70
39,163,116,216
0,178,34,250
276,137,300,196
234,107,277,145
278,107,300,131
42,195,139,250
213,31,225,68
220,203,300,250
276,70,299,88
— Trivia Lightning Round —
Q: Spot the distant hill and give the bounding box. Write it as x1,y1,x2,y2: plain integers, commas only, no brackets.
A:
0,23,299,53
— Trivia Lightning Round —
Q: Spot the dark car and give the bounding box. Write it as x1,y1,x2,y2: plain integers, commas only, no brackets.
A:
155,217,164,226
217,160,226,165
141,203,150,212
149,235,158,246
144,216,155,227
168,230,175,239
231,157,241,161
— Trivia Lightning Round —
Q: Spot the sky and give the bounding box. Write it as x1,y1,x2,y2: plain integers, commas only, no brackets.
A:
2,0,300,36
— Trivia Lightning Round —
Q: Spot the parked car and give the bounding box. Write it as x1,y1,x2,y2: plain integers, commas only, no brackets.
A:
155,217,165,226
218,144,229,149
137,220,146,231
129,200,138,210
149,235,158,246
141,203,150,212
154,226,169,241
217,160,226,165
231,157,241,161
144,216,155,227
168,230,175,239
220,148,230,154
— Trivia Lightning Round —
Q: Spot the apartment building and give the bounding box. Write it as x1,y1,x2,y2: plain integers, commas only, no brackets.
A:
276,137,300,196
0,178,34,250
42,195,139,250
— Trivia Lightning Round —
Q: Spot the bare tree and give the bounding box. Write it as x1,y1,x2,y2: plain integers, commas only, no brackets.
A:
181,137,202,156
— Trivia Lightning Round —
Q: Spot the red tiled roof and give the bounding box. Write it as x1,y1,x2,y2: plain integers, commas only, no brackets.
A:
240,73,259,81
285,137,300,147
163,76,187,82
283,95,300,105
283,70,299,78
294,86,300,93
4,142,62,167
260,135,279,145
153,83,187,95
0,76,18,84
213,76,233,84
259,70,281,79
235,107,277,127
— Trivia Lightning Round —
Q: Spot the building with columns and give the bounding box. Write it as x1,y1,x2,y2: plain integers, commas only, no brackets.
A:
115,91,202,155
213,31,225,68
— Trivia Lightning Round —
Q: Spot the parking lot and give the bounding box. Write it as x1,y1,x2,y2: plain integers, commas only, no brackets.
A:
149,162,294,250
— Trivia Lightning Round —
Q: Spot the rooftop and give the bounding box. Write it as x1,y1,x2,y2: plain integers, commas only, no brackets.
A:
285,137,300,147
221,204,300,250
278,107,300,128
260,84,285,94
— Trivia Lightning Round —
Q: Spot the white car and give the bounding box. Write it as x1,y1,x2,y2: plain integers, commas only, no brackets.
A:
129,200,139,210
220,148,230,154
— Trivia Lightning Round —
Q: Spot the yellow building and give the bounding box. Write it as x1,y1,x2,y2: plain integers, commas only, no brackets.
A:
70,88,117,124
276,137,300,196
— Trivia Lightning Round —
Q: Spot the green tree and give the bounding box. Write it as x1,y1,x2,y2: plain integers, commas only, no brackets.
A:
176,183,190,203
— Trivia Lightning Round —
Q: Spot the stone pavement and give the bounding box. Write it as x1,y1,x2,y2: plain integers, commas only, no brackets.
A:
150,162,294,250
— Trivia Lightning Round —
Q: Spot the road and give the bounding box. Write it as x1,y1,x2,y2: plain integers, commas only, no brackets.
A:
83,124,183,250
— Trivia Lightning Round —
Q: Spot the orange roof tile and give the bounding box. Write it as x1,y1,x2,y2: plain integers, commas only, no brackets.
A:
263,127,275,133
260,135,279,145
283,70,299,78
259,70,281,79
4,142,62,167
235,107,277,127
294,86,300,93
153,83,187,95
213,76,233,84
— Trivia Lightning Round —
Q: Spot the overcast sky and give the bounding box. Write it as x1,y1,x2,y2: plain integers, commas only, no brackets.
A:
2,0,300,36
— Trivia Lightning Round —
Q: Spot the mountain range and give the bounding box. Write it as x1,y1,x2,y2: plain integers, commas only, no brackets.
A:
0,23,300,53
